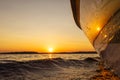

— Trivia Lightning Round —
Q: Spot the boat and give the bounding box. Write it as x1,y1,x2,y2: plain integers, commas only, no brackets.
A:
70,0,120,76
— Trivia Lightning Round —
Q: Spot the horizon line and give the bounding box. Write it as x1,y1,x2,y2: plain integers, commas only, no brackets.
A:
0,51,97,54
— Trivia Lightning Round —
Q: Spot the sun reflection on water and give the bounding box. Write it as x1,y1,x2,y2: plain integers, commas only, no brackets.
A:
49,54,52,59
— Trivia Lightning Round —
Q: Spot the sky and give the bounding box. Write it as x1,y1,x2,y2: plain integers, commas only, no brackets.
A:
0,0,95,52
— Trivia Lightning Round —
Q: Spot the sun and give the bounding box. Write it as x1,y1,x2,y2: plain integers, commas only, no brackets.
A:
48,47,53,52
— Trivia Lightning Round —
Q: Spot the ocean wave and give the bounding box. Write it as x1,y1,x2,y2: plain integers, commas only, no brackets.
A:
0,57,99,68
0,57,100,80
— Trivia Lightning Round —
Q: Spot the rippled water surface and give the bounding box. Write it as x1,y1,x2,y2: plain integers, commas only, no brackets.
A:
0,53,99,61
0,53,100,80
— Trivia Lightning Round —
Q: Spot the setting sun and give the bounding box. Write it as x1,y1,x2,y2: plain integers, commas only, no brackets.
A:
48,48,53,52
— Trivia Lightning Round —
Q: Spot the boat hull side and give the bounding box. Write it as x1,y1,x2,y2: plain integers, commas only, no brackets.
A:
94,9,120,76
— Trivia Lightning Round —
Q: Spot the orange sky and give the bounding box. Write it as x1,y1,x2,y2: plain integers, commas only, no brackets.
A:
0,0,95,53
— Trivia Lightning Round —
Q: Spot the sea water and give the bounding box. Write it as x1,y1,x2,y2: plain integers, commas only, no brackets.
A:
0,53,99,80
0,53,99,61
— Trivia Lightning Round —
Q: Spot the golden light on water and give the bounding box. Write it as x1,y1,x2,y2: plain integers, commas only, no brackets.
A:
49,54,52,59
48,47,53,59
